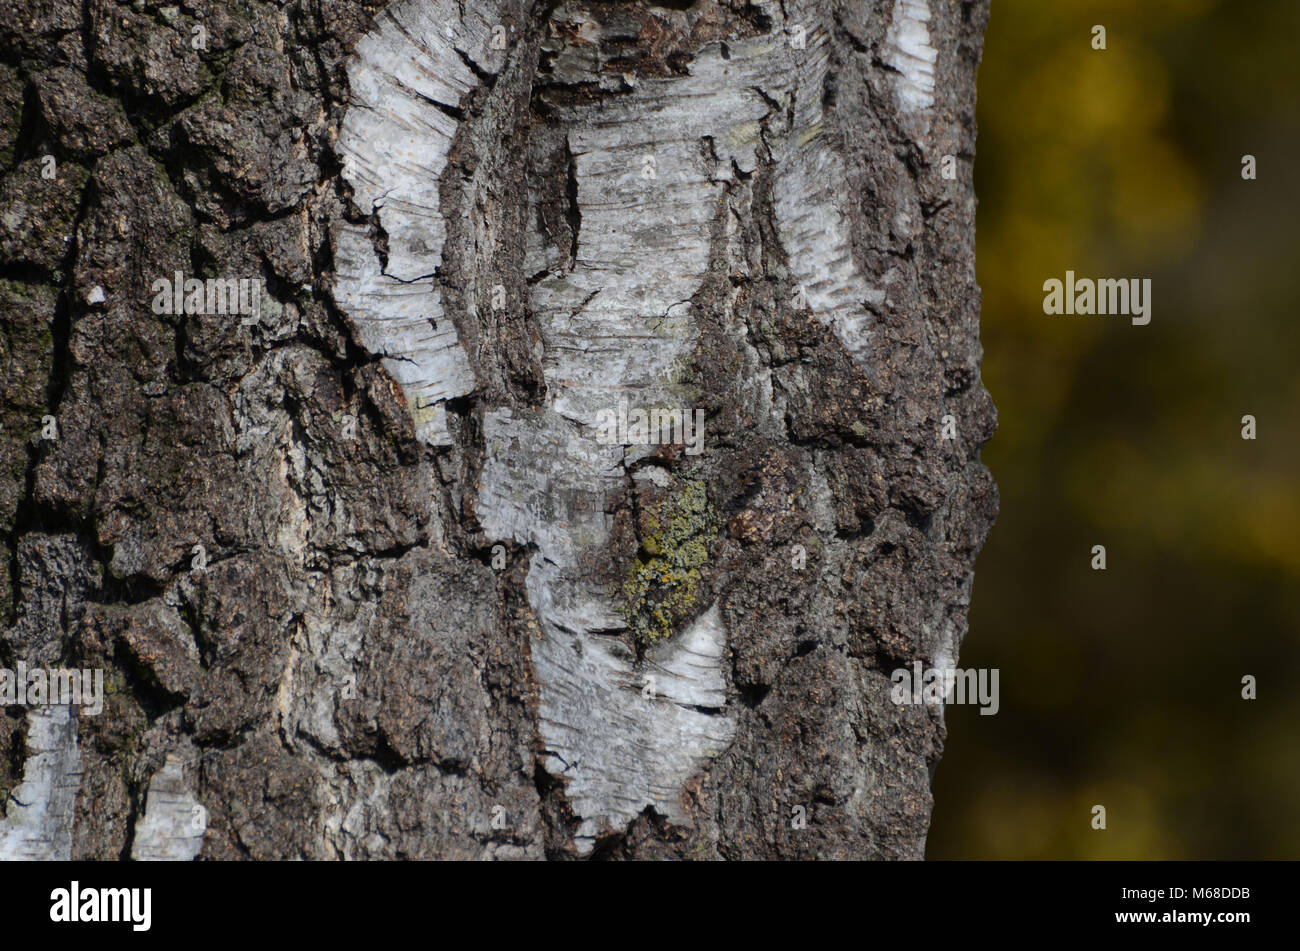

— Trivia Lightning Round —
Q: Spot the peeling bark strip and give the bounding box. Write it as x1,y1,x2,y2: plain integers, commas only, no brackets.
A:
882,0,938,115
484,13,781,851
335,0,533,444
0,705,81,860
1,0,990,860
130,754,206,861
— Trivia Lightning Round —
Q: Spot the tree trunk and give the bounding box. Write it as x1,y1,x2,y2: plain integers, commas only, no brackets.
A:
0,0,995,860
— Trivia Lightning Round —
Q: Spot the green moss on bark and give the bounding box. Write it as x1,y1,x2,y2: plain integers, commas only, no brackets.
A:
618,479,720,646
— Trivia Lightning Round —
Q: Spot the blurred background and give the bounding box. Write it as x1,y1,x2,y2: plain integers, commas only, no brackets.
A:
928,0,1300,858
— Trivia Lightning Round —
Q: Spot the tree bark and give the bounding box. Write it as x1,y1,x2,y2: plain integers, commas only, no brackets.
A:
0,0,995,860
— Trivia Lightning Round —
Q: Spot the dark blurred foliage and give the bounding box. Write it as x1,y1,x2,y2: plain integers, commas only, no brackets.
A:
928,0,1300,858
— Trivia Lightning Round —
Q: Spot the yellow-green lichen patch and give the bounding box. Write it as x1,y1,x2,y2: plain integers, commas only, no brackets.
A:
619,480,720,646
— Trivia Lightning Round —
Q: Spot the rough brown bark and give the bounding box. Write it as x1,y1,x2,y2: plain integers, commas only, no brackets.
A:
0,0,994,860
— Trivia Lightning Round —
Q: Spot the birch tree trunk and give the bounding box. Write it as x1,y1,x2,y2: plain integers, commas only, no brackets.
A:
0,0,994,860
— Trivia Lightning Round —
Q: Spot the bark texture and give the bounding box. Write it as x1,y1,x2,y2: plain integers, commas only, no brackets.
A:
0,0,995,860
